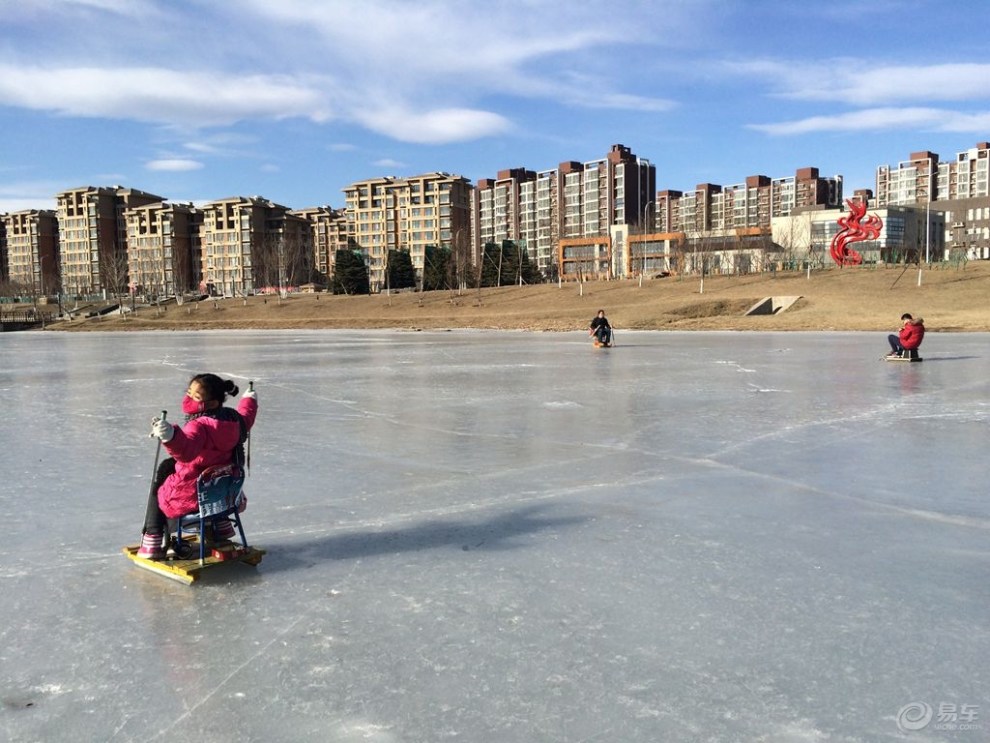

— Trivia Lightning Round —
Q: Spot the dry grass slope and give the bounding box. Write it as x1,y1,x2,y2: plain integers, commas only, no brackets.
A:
53,262,990,333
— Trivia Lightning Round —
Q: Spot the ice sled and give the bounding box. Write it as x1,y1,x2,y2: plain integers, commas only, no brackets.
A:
122,540,265,584
593,339,611,348
885,349,923,363
123,463,264,584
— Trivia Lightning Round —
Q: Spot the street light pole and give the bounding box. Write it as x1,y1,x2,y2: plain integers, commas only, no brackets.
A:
636,157,652,282
639,200,653,288
919,156,934,286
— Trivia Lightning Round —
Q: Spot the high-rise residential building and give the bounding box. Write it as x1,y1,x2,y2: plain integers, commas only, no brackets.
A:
657,168,843,233
875,151,938,207
124,201,202,298
55,185,163,296
0,218,7,283
938,141,990,201
474,144,654,280
2,210,60,293
650,168,842,275
475,168,535,254
343,172,472,291
290,205,350,284
876,142,990,259
199,196,312,296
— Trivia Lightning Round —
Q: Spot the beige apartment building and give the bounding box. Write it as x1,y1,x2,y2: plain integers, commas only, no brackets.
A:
124,201,202,298
876,142,990,260
474,144,655,280
1,210,60,293
342,172,472,291
55,185,163,297
199,196,312,296
290,205,350,284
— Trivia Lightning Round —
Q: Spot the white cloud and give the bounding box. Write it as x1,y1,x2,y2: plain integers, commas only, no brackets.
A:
0,179,63,213
373,159,405,169
731,59,990,106
146,158,203,171
0,64,332,127
182,132,258,156
357,107,513,145
0,1,694,146
749,107,990,136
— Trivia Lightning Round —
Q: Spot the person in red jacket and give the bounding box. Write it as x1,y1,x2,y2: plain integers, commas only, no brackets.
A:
887,313,925,358
138,373,258,560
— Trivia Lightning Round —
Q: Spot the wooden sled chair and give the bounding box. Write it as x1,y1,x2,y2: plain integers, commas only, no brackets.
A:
176,463,249,565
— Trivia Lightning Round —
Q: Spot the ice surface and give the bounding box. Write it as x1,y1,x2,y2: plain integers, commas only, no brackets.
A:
1,329,988,742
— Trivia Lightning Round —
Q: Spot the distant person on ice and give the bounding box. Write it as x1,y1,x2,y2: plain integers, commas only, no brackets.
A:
589,309,612,346
887,313,925,358
138,374,258,560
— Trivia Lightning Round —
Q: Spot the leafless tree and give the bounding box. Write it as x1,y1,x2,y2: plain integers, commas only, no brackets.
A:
100,246,131,316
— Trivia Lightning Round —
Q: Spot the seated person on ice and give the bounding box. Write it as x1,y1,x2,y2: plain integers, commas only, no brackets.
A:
887,313,925,358
139,373,258,560
589,309,612,345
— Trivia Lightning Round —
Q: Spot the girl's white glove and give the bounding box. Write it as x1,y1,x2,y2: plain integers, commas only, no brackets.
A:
150,417,174,442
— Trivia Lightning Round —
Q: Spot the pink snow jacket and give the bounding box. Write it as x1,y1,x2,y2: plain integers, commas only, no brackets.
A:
158,397,258,518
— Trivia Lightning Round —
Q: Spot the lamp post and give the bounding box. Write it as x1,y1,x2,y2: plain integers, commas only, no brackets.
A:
918,155,934,286
639,200,653,288
636,157,652,282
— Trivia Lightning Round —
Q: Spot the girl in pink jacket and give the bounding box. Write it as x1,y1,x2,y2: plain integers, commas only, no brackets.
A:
138,374,258,559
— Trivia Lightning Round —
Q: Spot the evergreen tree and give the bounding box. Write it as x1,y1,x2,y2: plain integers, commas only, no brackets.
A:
478,242,502,287
422,245,452,291
386,250,416,290
477,241,542,287
331,249,370,295
504,240,543,285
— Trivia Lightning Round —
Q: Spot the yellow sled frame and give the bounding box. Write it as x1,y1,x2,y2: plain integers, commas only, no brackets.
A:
123,539,265,585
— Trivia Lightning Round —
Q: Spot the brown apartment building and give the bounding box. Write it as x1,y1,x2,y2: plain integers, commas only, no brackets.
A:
474,144,656,280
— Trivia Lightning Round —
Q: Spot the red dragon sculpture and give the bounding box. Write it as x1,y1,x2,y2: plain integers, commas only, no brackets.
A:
829,198,882,266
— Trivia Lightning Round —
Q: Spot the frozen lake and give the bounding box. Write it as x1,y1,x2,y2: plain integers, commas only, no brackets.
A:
1,329,988,742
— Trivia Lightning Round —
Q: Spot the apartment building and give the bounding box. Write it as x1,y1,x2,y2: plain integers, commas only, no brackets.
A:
877,142,990,259
199,196,312,296
290,205,350,284
124,201,202,298
55,185,163,296
265,208,313,290
875,151,938,207
1,210,60,292
343,172,472,291
475,144,655,280
648,168,843,274
656,168,843,234
0,218,7,283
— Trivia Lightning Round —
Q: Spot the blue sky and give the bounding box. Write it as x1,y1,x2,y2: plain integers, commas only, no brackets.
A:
1,0,988,214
